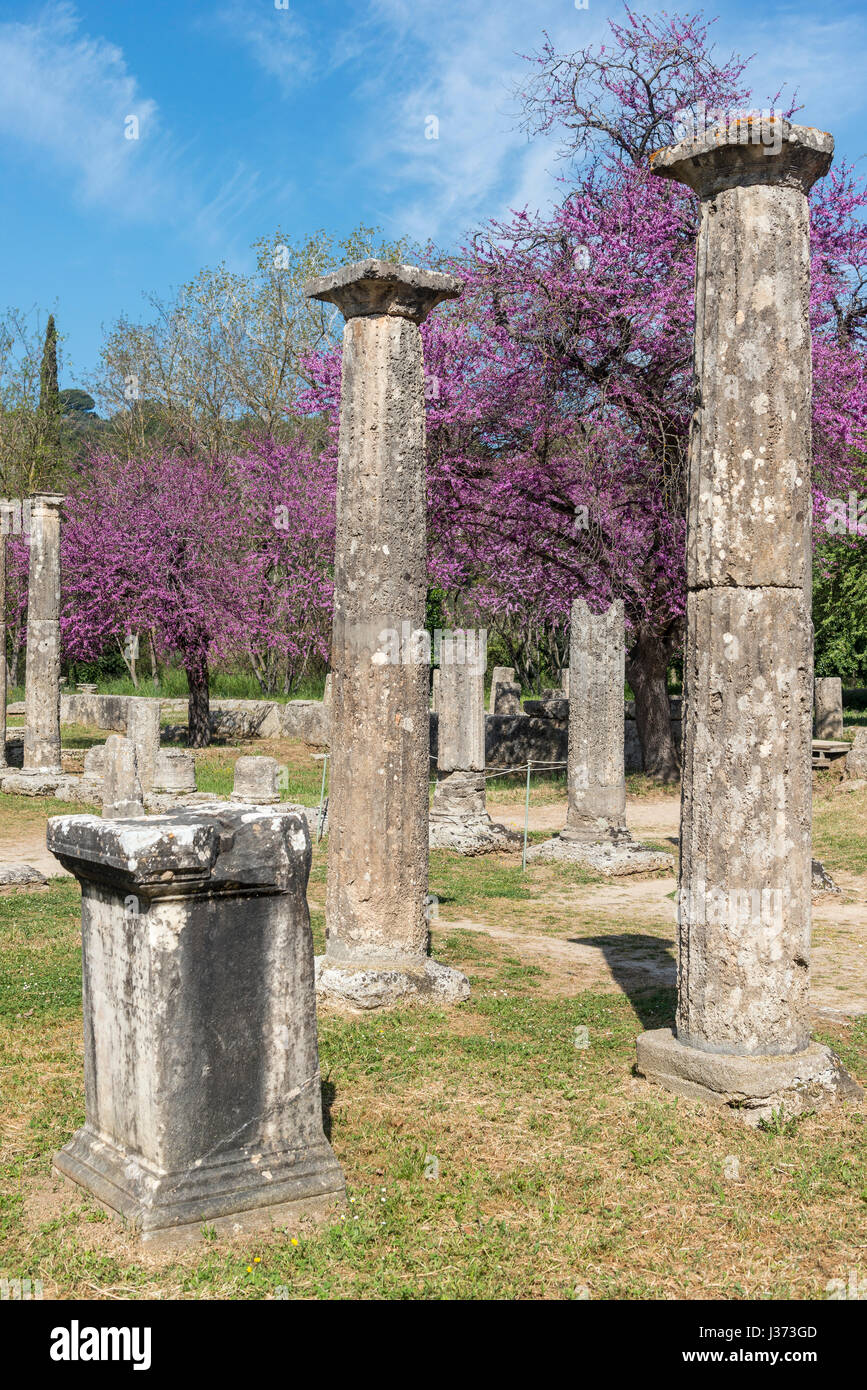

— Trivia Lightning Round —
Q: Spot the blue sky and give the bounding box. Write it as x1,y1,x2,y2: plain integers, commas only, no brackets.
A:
1,0,865,391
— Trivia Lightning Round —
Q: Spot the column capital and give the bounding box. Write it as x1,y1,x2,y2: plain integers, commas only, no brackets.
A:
29,492,66,511
304,259,462,324
650,118,833,198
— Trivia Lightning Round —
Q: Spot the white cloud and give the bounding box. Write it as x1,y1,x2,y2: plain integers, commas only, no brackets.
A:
214,1,313,95
0,1,275,244
348,0,604,242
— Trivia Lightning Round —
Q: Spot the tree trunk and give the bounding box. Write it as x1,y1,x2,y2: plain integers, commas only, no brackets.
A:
148,629,160,693
185,649,211,748
626,620,682,783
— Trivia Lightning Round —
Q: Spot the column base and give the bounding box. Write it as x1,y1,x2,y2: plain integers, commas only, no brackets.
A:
635,1028,863,1125
54,1124,346,1248
527,832,673,876
429,811,521,855
315,954,470,1011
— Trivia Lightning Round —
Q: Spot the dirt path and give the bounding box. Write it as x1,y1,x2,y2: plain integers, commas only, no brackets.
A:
488,795,681,843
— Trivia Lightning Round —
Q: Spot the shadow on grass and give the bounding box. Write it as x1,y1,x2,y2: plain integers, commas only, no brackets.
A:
568,931,677,1030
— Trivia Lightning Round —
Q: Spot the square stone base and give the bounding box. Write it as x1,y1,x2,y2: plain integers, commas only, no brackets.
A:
428,812,521,855
315,955,470,1011
635,1028,863,1125
54,1124,345,1247
527,834,674,876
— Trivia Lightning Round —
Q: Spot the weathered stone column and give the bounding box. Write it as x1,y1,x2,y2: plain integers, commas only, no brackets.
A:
24,493,64,773
430,633,518,854
636,119,861,1120
48,805,344,1244
304,260,469,1011
814,677,843,739
530,599,672,874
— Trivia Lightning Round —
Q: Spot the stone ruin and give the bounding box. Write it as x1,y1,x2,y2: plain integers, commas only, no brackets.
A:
529,598,673,876
48,804,344,1244
429,636,519,854
635,118,862,1122
304,260,470,1011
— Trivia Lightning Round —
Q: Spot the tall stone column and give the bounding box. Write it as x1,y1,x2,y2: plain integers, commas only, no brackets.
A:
305,260,469,1011
430,633,518,854
530,599,672,874
24,493,64,773
48,805,345,1244
636,120,861,1120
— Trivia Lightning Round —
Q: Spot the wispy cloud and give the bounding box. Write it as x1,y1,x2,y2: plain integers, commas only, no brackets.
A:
214,1,313,95
0,2,274,245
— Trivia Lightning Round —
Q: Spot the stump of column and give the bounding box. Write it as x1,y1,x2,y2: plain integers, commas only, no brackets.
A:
101,735,144,818
304,260,469,1011
635,119,862,1122
23,493,64,774
814,677,844,740
529,599,673,875
48,805,344,1244
430,637,519,855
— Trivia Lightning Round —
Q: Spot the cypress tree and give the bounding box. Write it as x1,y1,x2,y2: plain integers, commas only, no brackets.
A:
37,313,62,472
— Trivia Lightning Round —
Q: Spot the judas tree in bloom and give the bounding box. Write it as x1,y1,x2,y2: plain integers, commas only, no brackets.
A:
59,443,333,745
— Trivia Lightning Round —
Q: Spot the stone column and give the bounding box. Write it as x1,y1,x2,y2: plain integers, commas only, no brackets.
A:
304,260,469,1010
24,493,64,773
530,599,672,874
814,677,843,740
636,120,861,1120
48,805,344,1244
430,633,518,854
232,755,280,804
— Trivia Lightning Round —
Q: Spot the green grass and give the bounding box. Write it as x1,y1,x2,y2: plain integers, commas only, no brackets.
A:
1,839,865,1300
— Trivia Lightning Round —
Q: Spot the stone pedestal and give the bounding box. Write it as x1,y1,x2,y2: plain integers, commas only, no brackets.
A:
101,735,144,818
430,641,518,854
635,119,861,1122
48,805,344,1244
814,677,844,740
305,260,469,1011
530,599,672,875
23,494,64,773
153,749,196,794
232,755,281,804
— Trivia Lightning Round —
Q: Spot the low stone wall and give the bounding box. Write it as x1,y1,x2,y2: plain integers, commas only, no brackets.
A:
52,690,679,768
57,693,330,749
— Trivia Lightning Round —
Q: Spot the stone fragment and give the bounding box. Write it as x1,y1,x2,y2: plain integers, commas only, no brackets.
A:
231,755,281,804
814,677,844,740
847,728,867,779
48,805,345,1244
152,750,197,795
101,735,144,819
0,862,48,891
126,698,161,793
493,681,522,715
489,666,515,713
